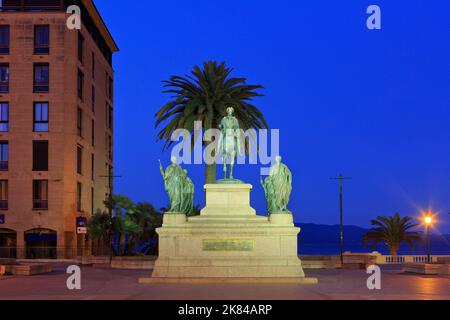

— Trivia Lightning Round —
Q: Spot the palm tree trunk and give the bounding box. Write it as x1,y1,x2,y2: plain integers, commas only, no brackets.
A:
205,164,216,184
389,246,398,258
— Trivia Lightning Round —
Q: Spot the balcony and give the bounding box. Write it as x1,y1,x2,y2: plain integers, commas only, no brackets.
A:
0,160,7,171
0,82,9,93
33,200,48,210
33,81,49,93
0,200,7,210
34,45,50,55
0,45,9,55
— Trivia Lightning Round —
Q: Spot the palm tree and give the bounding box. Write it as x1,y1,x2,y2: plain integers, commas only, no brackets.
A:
155,61,268,183
89,195,141,257
88,211,112,255
126,202,163,255
363,213,421,256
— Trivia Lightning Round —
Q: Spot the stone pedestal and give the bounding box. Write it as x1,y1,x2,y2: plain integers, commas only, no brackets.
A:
139,183,316,284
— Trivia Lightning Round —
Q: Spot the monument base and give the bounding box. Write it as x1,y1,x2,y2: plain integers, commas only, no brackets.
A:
140,184,317,284
139,277,318,284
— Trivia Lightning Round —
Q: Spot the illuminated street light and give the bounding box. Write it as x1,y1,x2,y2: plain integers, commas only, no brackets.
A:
424,212,433,263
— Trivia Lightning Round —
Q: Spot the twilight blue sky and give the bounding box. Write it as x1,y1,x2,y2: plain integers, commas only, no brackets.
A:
95,0,450,233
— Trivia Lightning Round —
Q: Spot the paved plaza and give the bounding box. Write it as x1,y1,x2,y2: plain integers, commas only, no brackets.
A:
0,264,449,300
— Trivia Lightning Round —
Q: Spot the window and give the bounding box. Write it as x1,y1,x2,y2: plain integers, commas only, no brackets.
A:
78,32,84,63
106,163,113,189
108,165,113,188
105,133,109,159
77,69,84,99
0,180,7,210
33,141,48,171
107,75,113,100
106,104,112,130
33,102,49,132
77,182,82,212
91,153,94,180
0,102,8,132
77,145,83,175
0,64,9,93
91,119,95,146
91,52,95,79
104,164,114,189
33,63,49,93
91,187,94,214
33,180,48,210
0,142,8,171
0,26,10,54
91,85,95,113
77,108,82,137
108,135,112,160
34,25,49,54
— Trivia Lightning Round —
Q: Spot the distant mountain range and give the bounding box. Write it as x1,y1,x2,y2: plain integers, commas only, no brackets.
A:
295,223,450,255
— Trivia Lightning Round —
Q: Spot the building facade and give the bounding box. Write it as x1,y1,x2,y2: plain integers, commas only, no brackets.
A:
0,0,118,259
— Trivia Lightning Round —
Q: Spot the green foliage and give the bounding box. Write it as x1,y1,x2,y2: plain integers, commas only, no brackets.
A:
363,213,422,256
87,211,112,240
88,195,163,256
132,202,163,255
155,61,268,182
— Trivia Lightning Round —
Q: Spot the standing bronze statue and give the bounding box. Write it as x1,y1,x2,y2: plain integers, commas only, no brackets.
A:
218,106,243,182
181,169,194,214
261,156,292,214
159,157,194,214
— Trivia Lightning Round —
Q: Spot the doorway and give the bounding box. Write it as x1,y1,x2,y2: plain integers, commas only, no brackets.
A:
0,228,16,258
24,228,57,259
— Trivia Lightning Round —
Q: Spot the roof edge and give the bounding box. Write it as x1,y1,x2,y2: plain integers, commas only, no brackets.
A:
83,0,119,52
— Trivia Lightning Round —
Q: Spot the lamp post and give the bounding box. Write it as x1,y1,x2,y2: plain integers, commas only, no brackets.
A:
330,174,352,266
424,213,432,263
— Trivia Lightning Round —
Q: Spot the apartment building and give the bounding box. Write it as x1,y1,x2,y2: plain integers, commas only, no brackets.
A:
0,0,118,259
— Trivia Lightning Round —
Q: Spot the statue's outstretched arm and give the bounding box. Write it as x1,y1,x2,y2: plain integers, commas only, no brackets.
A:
158,160,165,178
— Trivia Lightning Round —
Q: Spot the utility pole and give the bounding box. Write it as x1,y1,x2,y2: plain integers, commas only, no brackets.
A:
100,173,122,263
330,174,352,267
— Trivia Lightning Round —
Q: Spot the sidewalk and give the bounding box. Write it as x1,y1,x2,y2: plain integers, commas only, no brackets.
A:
0,264,449,300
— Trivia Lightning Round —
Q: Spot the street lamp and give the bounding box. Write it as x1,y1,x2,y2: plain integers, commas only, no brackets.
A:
424,213,432,263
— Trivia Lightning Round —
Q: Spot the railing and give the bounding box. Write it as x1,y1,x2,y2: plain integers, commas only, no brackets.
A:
33,200,48,210
0,246,16,258
373,253,450,264
0,82,9,93
413,256,434,263
300,253,450,266
25,247,57,259
0,200,7,210
33,82,49,93
385,256,406,264
0,244,111,260
34,45,50,55
0,45,9,55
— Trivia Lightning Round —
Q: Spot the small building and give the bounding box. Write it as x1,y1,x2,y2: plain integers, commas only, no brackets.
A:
0,0,118,259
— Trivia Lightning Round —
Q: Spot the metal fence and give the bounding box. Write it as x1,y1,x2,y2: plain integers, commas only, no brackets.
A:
0,245,111,259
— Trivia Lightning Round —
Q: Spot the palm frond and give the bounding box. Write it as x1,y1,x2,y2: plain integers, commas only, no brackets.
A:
155,61,268,152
